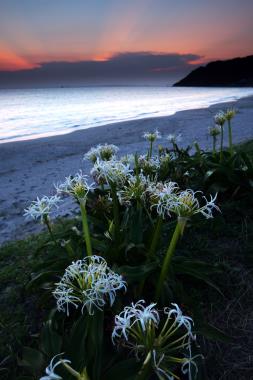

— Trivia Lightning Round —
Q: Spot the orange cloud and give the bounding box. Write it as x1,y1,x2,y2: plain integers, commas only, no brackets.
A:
0,48,39,71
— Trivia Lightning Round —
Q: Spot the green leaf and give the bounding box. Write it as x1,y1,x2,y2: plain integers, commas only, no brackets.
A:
117,262,158,282
128,207,143,244
197,323,231,342
241,152,253,171
26,270,59,290
174,259,223,295
40,321,62,358
91,238,108,252
67,314,88,372
86,311,104,380
103,358,141,380
19,347,44,372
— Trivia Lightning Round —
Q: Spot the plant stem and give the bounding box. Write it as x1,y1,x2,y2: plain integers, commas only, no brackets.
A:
148,216,163,260
149,140,153,159
212,136,216,157
194,141,201,156
139,216,163,295
134,153,140,177
79,369,91,380
62,361,91,380
110,183,120,244
228,119,233,155
62,362,82,379
136,351,152,380
80,201,92,256
138,216,163,296
155,219,185,301
220,125,224,161
43,216,57,246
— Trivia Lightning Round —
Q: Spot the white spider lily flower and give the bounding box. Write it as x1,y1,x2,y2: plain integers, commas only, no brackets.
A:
208,125,221,137
117,174,149,206
214,111,226,126
84,144,119,163
152,350,174,380
137,155,160,174
224,108,237,121
54,255,126,316
112,301,200,379
143,129,161,142
55,171,94,203
24,195,61,223
40,353,71,380
90,159,132,186
112,313,133,342
171,190,220,219
112,300,160,343
120,154,135,165
164,303,195,338
167,133,182,144
159,152,174,165
181,342,203,380
83,146,100,163
133,300,160,332
148,181,179,218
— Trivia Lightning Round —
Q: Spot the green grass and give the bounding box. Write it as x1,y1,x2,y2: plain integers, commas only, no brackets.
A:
236,139,253,158
0,220,78,379
0,140,253,379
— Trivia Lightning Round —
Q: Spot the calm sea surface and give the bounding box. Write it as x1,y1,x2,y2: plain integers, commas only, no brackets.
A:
1,86,253,143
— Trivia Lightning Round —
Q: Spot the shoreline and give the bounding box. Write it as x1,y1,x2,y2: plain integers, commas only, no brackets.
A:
1,93,253,146
1,95,253,244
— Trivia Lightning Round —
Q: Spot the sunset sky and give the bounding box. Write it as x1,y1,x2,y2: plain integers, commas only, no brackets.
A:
0,0,252,86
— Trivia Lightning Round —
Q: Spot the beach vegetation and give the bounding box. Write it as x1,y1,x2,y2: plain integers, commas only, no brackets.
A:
1,111,253,379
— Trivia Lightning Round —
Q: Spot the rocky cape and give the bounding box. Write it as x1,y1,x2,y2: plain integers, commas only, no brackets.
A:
173,55,253,87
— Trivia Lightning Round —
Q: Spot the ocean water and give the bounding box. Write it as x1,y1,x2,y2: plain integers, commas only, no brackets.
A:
0,86,253,143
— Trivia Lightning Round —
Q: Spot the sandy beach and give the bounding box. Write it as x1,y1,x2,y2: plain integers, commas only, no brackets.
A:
1,95,253,245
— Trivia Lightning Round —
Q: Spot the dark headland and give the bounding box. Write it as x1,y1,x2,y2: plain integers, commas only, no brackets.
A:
173,55,253,87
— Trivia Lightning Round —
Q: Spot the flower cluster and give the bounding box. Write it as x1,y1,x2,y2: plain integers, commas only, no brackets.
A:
159,152,174,165
149,183,220,220
137,154,160,175
224,108,237,121
208,125,221,137
84,143,119,163
143,129,161,142
167,133,182,144
170,189,220,219
117,174,149,206
91,159,132,186
120,154,135,165
24,195,61,223
112,301,201,380
214,111,226,126
112,300,160,344
55,171,94,203
148,181,179,218
54,255,127,316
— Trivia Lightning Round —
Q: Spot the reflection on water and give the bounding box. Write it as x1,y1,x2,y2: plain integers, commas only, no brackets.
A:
0,86,253,143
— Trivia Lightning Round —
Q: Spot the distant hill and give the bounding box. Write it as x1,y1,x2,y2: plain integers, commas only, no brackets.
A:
173,55,253,87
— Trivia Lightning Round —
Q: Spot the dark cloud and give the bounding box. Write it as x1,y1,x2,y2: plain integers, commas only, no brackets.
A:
0,52,202,87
